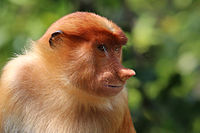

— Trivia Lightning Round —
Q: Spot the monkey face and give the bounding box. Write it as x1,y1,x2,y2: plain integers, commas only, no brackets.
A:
41,12,135,97
58,33,135,97
90,36,135,97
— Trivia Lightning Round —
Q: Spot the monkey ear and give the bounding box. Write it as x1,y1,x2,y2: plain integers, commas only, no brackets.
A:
49,30,64,48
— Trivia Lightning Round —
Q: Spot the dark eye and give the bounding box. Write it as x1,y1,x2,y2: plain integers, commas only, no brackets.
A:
97,44,107,52
115,47,121,52
115,47,119,51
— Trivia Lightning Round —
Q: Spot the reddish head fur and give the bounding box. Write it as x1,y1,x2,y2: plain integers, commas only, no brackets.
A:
39,12,127,47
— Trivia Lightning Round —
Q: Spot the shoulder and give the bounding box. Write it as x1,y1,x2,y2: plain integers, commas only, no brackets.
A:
0,53,39,89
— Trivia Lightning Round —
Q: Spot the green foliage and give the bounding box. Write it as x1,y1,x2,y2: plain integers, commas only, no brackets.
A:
1,0,200,132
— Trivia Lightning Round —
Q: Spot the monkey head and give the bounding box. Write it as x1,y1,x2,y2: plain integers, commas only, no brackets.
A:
38,12,135,97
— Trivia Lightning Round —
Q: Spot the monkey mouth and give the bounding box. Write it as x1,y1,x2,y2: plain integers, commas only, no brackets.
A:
101,84,125,96
105,84,123,88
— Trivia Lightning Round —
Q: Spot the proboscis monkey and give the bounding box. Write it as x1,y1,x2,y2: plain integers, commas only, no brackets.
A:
0,12,136,133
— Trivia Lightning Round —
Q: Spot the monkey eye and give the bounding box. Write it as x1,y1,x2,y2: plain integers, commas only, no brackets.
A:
115,47,120,51
114,46,121,52
97,44,107,52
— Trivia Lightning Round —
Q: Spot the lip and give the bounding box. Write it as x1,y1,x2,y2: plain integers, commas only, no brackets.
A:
100,84,125,96
105,84,123,88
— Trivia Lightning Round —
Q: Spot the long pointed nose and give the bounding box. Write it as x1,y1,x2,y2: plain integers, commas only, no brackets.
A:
118,68,136,81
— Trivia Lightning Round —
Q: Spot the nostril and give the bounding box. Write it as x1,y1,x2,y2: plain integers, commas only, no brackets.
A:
118,68,136,81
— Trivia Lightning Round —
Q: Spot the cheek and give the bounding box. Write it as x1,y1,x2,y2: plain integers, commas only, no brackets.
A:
97,71,113,81
63,51,95,87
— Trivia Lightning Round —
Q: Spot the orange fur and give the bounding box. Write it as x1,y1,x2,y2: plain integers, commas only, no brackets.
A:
0,12,136,133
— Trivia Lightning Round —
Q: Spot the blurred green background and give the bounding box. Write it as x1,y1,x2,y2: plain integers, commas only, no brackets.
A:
0,0,200,132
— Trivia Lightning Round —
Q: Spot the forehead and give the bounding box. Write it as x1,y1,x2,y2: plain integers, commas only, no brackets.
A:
92,31,127,46
84,14,127,45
